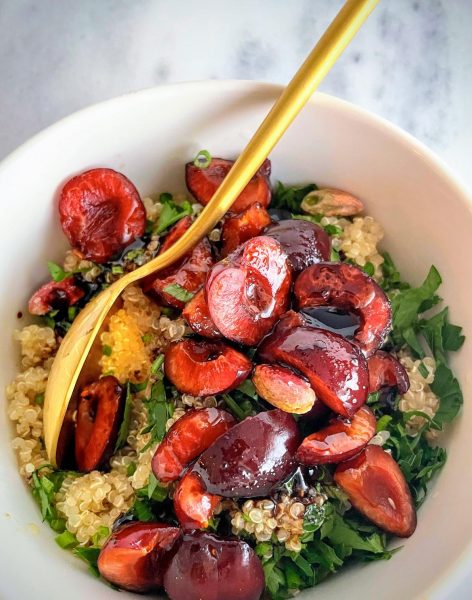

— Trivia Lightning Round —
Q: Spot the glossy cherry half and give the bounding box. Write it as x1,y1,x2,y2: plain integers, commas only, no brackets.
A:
334,445,416,537
294,262,392,357
296,406,376,465
59,168,146,263
152,408,235,483
164,339,252,396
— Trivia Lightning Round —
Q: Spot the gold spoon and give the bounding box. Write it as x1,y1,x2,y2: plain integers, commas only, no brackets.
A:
44,0,379,466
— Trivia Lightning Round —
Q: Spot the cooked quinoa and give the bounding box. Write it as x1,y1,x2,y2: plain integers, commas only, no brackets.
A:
229,493,326,554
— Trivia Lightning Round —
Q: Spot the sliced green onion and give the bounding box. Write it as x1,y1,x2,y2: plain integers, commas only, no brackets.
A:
102,345,112,356
55,530,78,549
193,149,212,169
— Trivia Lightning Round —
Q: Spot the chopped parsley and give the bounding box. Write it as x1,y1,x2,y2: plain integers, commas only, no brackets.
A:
272,182,318,213
140,380,175,451
73,546,101,578
114,383,133,452
154,194,193,235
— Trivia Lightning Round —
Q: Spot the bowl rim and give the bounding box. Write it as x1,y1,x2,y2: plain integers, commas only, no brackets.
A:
1,79,471,598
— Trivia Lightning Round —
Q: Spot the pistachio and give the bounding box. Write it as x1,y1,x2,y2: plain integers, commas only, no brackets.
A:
301,188,364,217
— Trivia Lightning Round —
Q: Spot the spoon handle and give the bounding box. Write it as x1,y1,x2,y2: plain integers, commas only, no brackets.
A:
44,0,378,464
127,0,379,285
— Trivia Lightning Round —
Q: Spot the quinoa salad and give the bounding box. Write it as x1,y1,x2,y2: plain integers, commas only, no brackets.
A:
7,153,464,599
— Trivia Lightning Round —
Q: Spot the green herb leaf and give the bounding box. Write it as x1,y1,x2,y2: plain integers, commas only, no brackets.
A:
237,379,258,400
47,261,68,282
272,182,318,213
73,546,101,577
430,362,463,424
151,354,165,376
380,252,409,292
127,461,137,477
143,473,168,502
141,333,152,344
34,393,45,406
162,283,194,302
141,380,174,450
323,224,343,237
419,307,465,364
102,345,112,356
130,380,149,393
114,383,133,452
363,262,375,277
222,394,250,421
391,266,442,332
131,498,155,521
92,526,110,547
324,514,385,554
154,196,193,234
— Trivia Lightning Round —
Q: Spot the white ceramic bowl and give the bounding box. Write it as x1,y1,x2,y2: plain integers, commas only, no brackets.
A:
0,81,471,600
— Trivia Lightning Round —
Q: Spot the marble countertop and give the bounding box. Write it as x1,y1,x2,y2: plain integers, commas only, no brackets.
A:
1,0,471,191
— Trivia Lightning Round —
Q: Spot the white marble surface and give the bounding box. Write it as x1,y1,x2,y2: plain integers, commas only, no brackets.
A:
1,0,472,190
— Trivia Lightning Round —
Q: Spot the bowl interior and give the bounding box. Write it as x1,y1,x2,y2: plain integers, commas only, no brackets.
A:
0,81,471,599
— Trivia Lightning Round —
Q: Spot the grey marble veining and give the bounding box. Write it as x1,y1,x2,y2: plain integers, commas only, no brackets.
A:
0,0,471,188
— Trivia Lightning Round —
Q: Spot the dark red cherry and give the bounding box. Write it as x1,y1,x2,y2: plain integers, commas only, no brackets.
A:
334,445,416,537
296,406,376,465
75,376,125,472
220,203,272,257
368,351,410,394
265,219,331,273
258,313,369,418
173,471,221,530
192,410,300,497
294,262,392,357
163,531,265,600
59,168,146,263
206,236,292,346
186,157,271,213
152,408,235,483
182,289,222,339
97,521,181,592
164,339,252,397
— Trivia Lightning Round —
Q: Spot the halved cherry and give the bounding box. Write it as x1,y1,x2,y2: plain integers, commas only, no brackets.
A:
294,262,392,357
252,364,316,414
334,445,416,537
163,531,265,600
258,314,369,418
164,339,252,396
182,289,221,339
97,521,181,592
28,277,85,316
159,215,192,254
185,157,271,213
193,410,300,497
368,351,410,394
220,203,272,257
296,406,376,465
173,471,221,530
206,236,292,346
265,219,331,273
75,375,125,472
59,168,146,263
148,237,213,309
152,408,235,483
